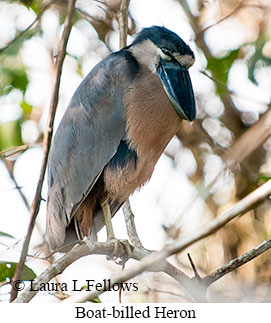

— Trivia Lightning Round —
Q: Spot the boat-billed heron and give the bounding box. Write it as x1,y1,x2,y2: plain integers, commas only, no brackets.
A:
46,26,196,250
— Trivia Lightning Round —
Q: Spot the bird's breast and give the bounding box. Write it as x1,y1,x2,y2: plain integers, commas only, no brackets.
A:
103,68,182,202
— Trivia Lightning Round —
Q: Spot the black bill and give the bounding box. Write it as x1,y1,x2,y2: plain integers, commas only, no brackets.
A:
157,60,196,121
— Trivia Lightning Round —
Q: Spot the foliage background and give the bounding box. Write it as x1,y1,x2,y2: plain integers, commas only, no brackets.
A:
0,0,271,302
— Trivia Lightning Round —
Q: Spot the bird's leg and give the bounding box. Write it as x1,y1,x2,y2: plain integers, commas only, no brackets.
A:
100,200,115,241
100,200,119,260
100,200,133,264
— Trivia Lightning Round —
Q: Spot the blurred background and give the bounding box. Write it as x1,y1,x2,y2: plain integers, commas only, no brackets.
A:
0,0,271,302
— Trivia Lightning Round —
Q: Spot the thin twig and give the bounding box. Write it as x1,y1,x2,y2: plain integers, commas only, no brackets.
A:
196,1,245,39
119,0,130,49
122,200,143,248
3,160,30,211
10,0,77,302
187,253,201,281
0,0,56,54
200,70,269,106
203,239,271,286
0,143,42,159
168,179,271,256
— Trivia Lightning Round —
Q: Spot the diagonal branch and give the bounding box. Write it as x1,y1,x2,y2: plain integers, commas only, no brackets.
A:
13,239,193,303
203,239,271,286
0,0,56,54
166,179,271,257
10,0,77,302
196,0,246,39
222,105,271,167
3,160,30,211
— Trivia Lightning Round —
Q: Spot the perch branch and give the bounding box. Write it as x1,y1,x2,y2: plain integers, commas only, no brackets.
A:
14,179,271,303
62,179,271,302
14,239,193,303
10,0,76,302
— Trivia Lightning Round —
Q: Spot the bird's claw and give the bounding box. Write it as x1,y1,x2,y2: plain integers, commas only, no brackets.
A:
106,238,133,266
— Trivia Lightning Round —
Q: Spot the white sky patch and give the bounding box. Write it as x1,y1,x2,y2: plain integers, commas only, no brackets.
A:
0,90,23,124
204,18,247,56
0,3,36,47
228,60,270,113
40,9,60,47
130,0,194,42
21,120,40,144
0,161,29,240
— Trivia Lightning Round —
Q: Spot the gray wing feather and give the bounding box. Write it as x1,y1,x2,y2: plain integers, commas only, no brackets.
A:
46,52,134,249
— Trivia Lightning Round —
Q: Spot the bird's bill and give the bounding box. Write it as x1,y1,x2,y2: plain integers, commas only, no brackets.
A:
157,60,196,121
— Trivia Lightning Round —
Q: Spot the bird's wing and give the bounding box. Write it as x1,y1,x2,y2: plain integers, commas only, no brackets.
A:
46,50,138,249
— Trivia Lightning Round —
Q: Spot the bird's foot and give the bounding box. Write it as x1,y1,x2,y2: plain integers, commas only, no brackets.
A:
106,238,133,266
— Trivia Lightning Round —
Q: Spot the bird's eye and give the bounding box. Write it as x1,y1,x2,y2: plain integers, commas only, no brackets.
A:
161,48,172,61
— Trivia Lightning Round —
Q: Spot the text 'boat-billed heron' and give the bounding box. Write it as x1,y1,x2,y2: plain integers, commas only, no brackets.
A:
46,26,196,250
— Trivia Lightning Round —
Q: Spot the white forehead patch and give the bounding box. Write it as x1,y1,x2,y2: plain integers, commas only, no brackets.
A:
174,54,195,68
129,40,162,73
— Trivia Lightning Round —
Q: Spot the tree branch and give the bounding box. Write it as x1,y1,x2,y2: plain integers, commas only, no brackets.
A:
222,106,271,168
10,0,77,302
203,239,271,286
122,200,143,249
167,180,271,257
14,179,271,303
196,0,245,39
13,238,193,303
119,0,130,49
3,160,30,211
61,179,271,302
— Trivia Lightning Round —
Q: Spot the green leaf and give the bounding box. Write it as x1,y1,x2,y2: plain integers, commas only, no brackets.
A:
30,0,43,15
90,296,102,303
0,55,29,95
18,0,34,8
0,120,23,152
11,0,42,14
0,262,36,282
10,69,28,94
21,100,33,115
258,173,271,185
0,231,15,239
247,36,271,85
207,49,240,96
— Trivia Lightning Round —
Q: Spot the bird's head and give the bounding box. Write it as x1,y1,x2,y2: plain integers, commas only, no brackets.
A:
129,26,196,121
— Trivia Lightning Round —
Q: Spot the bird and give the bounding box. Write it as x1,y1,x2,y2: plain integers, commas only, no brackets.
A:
46,26,196,250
